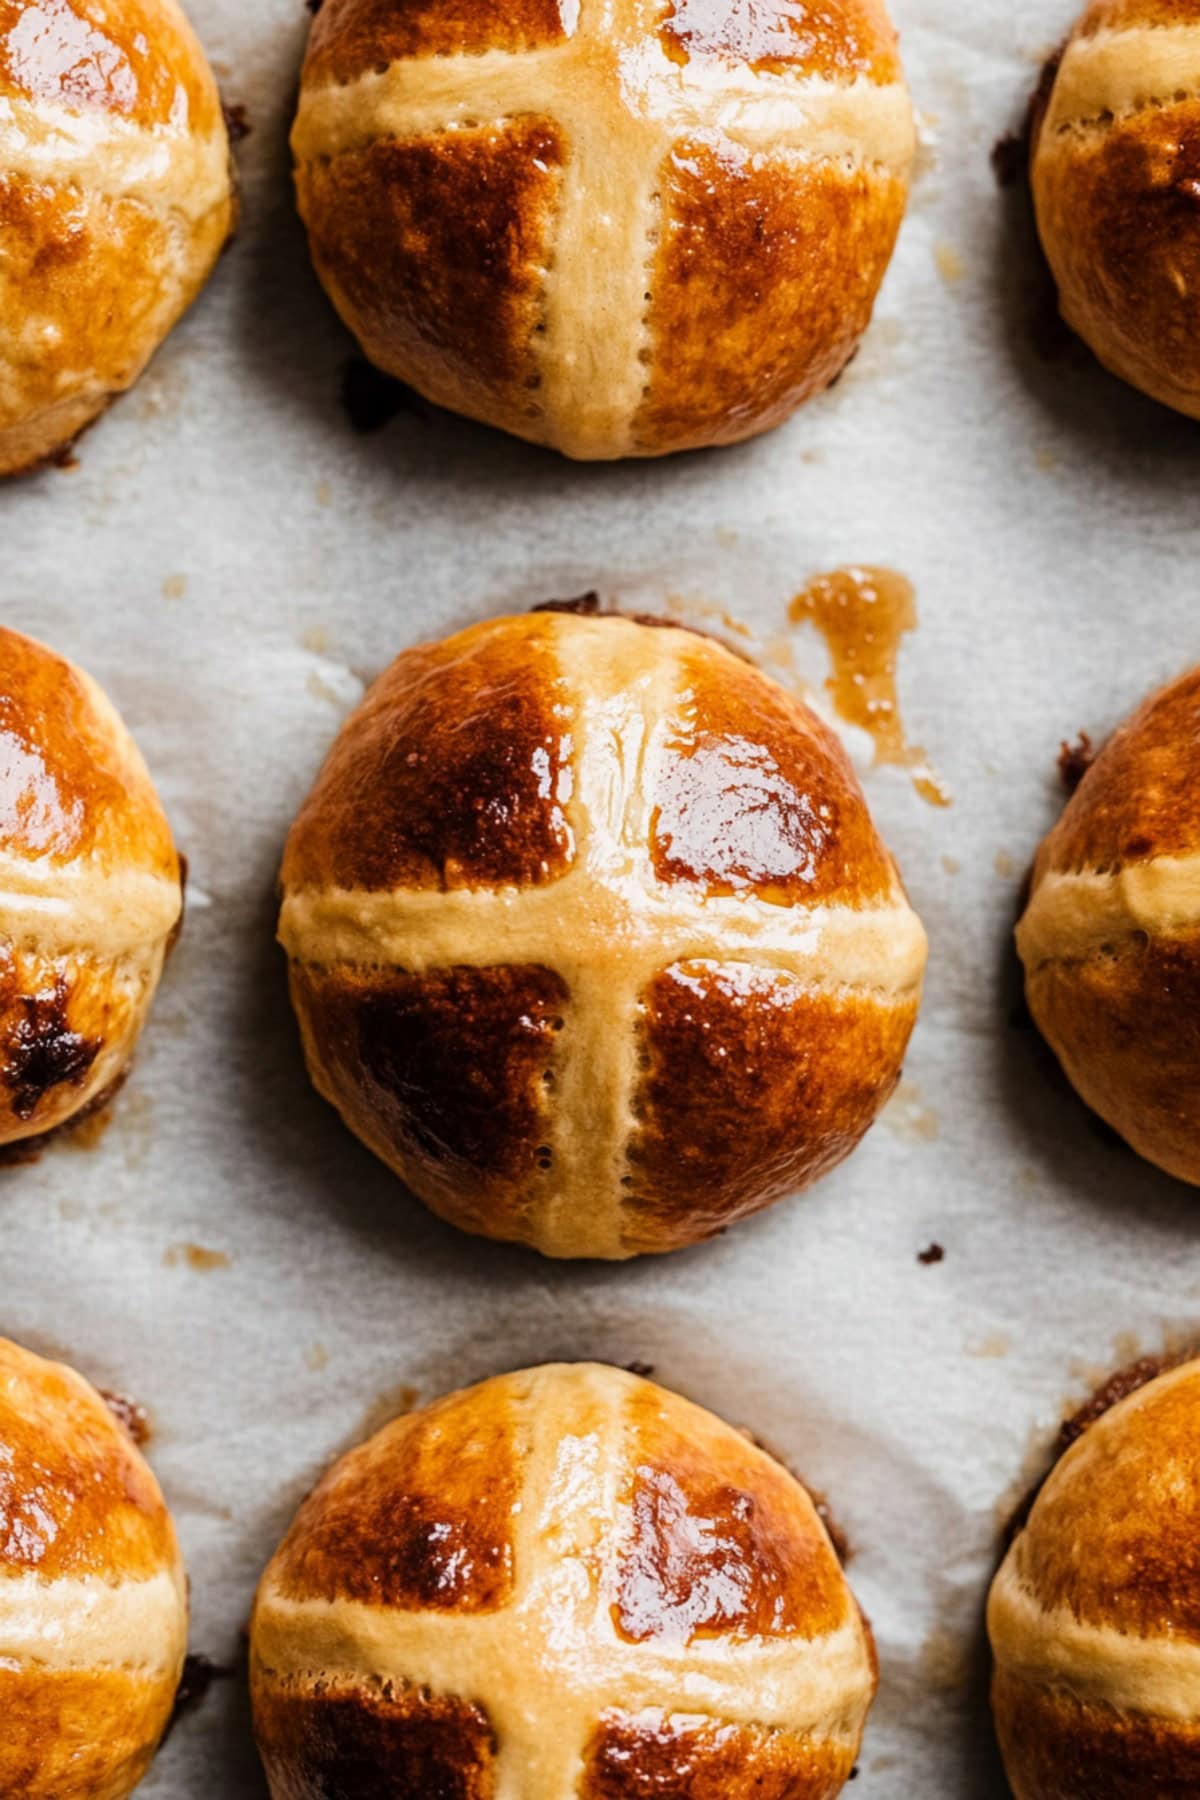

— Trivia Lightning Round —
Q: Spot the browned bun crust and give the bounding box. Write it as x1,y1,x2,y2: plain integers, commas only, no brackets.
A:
1031,0,1200,417
279,610,926,1259
291,0,914,459
1016,667,1200,1183
990,1354,1200,1798
0,0,235,476
251,1362,877,1798
0,627,183,1142
0,1336,187,1799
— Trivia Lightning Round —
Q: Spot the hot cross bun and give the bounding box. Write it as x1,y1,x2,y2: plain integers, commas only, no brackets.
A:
279,609,926,1257
251,1362,877,1798
291,0,914,458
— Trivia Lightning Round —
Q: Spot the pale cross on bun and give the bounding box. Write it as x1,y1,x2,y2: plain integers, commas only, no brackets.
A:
0,1336,187,1800
251,1362,877,1798
279,609,927,1259
291,0,915,459
0,0,235,476
0,626,183,1144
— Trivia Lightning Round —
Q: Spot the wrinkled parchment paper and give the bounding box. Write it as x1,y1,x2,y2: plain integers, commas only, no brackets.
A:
6,2,1200,1791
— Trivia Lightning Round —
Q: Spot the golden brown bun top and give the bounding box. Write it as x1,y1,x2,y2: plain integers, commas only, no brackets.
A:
1035,668,1200,879
269,1362,853,1643
0,626,178,879
1074,0,1200,30
304,0,903,86
0,0,223,131
1006,1357,1200,1641
282,611,901,907
0,1336,177,1582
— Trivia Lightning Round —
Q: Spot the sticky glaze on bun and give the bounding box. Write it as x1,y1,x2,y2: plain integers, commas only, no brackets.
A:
279,609,926,1257
251,1362,877,1798
291,0,914,458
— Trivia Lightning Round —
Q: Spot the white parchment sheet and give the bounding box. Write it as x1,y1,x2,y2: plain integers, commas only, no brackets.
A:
4,1,1200,1792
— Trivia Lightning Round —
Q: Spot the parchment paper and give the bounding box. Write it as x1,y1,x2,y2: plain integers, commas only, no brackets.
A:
6,2,1200,1791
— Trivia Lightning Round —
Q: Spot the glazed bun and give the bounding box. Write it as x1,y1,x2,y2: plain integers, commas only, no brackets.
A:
989,1356,1200,1796
0,0,235,476
1031,0,1200,417
279,609,926,1259
1017,667,1200,1183
291,0,914,459
0,628,182,1144
251,1362,877,1798
0,1337,187,1799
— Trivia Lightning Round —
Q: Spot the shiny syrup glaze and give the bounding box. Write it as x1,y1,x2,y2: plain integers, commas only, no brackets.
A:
305,0,578,83
0,0,216,129
583,1709,857,1799
658,0,902,80
789,567,949,807
649,625,901,905
0,0,138,109
271,1384,520,1611
0,1339,174,1580
650,736,833,900
282,618,576,894
0,628,178,876
612,1387,850,1646
616,1466,776,1641
0,700,86,857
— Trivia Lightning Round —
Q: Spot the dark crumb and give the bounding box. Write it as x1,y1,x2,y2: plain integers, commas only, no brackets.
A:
624,1360,655,1379
533,595,690,633
166,1654,235,1738
918,1243,945,1266
990,131,1025,188
101,1389,151,1447
531,596,753,659
849,1771,859,1783
1058,731,1094,795
222,101,252,144
307,0,324,10
51,444,80,471
535,592,603,617
340,357,428,433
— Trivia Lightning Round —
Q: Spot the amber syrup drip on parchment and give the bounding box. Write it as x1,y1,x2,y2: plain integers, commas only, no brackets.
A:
788,567,950,808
